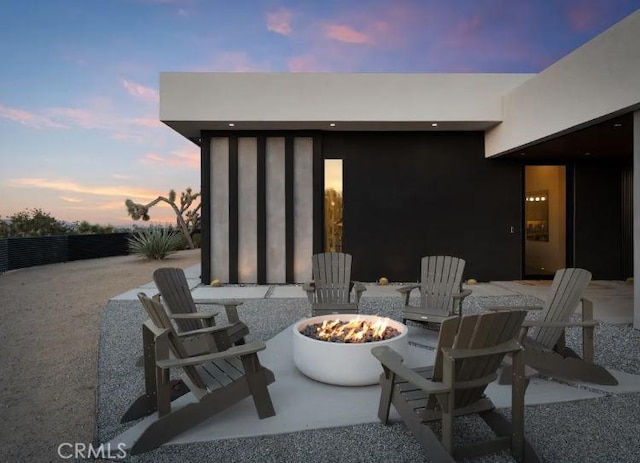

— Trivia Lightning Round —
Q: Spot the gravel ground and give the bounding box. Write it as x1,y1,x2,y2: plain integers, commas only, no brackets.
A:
0,250,201,463
97,294,640,463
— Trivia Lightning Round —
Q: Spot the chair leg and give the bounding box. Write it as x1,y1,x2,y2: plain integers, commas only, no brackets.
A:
241,354,275,419
377,369,394,425
511,350,525,462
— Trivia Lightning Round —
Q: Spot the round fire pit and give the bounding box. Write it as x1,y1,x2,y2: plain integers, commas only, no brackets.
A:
292,314,408,386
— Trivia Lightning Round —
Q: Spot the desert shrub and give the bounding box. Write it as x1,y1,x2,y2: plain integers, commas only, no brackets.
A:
127,227,183,260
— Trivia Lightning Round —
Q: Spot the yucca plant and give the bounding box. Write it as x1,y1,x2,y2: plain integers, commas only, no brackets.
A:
127,227,184,259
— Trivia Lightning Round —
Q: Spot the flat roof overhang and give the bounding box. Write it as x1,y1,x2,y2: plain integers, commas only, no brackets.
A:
160,72,534,141
163,120,502,140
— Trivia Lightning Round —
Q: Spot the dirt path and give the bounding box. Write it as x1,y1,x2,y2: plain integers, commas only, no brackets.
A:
0,250,201,462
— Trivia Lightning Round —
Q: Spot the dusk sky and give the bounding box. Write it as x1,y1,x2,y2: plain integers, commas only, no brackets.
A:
1,1,638,226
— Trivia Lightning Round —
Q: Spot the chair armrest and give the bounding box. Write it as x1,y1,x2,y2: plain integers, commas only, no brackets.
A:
522,319,598,329
452,289,472,300
175,323,237,338
169,312,219,320
157,341,267,369
397,284,420,294
397,284,420,306
484,305,543,312
353,281,366,292
371,346,451,395
353,281,366,304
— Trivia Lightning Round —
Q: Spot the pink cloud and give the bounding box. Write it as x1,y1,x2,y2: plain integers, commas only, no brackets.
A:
267,8,293,36
130,117,163,128
122,79,159,103
141,146,199,169
0,103,67,129
60,196,83,203
323,24,373,44
12,178,160,200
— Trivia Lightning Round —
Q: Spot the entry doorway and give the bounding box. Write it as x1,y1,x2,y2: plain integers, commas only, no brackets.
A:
524,166,567,277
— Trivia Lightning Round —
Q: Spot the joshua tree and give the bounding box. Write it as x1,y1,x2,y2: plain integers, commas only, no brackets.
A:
125,188,201,249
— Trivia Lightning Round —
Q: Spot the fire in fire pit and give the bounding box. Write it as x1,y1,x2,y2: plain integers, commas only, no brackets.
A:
300,317,400,343
293,314,408,386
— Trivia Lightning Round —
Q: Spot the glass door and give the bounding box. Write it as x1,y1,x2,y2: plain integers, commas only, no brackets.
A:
524,166,567,277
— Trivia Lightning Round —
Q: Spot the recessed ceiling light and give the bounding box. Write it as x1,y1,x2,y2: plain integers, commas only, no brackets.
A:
584,152,591,156
431,123,438,127
228,123,235,127
329,123,336,127
613,123,622,127
520,152,526,156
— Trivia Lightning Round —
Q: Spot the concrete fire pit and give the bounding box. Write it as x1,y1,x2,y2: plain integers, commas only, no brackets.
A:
292,314,408,386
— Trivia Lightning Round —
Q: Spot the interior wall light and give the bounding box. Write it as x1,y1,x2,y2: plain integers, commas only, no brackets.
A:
228,123,235,127
329,123,336,127
431,123,438,127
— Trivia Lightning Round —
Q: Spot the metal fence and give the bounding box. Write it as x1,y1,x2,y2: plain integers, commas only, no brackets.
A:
0,233,131,272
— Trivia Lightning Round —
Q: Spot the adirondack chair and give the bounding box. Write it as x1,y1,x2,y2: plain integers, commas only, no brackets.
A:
153,267,249,350
302,252,366,316
398,256,471,328
372,310,541,463
493,268,618,386
121,293,276,455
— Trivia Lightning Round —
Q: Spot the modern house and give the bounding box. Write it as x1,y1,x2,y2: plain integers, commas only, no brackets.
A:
159,10,640,327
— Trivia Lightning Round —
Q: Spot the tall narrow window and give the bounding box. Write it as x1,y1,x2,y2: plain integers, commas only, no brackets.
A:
324,159,343,252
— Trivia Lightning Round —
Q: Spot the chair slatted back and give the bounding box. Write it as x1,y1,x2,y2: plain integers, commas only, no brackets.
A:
419,256,466,316
137,292,207,391
154,268,201,332
312,252,352,304
532,268,591,348
431,310,526,409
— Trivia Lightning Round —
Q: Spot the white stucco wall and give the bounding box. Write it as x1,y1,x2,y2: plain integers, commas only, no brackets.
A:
486,10,640,157
160,72,532,134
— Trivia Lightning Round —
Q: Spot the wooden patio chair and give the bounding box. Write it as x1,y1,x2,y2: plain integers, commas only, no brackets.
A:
372,310,541,462
398,256,471,328
491,268,618,386
153,267,249,350
302,252,366,316
121,293,276,455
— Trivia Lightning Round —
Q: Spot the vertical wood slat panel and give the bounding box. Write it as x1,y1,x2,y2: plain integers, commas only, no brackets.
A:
294,137,314,283
257,136,267,284
266,137,286,283
228,137,239,284
211,138,230,283
200,133,212,284
313,136,324,255
285,137,294,283
238,137,258,283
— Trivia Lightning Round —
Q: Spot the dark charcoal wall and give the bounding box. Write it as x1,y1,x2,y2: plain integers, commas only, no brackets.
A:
574,161,628,280
323,132,522,282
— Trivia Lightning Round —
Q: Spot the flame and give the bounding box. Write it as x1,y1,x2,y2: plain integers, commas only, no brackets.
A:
315,317,391,343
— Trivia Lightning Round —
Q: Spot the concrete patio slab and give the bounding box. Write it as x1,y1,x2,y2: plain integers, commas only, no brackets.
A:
108,321,638,453
191,285,270,300
270,285,308,298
